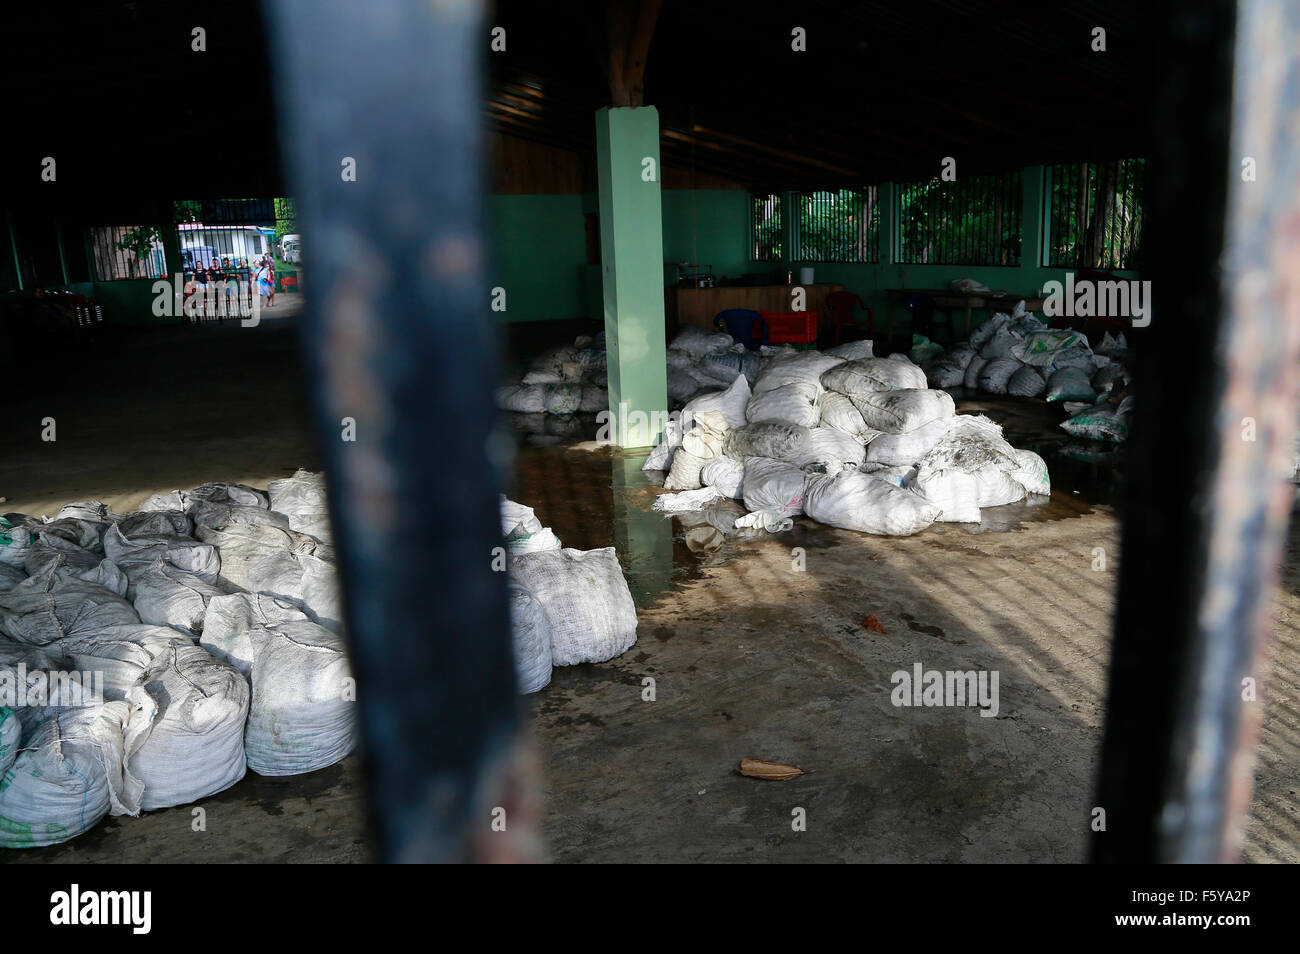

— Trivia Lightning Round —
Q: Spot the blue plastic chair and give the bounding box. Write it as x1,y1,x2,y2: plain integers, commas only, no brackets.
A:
714,308,765,349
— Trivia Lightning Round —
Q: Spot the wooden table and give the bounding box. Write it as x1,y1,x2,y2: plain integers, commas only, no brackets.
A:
885,289,1046,342
669,283,845,340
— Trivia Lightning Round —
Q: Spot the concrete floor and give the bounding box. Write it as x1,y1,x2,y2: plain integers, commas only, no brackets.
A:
2,316,1296,863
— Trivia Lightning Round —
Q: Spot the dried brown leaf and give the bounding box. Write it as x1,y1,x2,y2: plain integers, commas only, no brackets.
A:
739,758,805,780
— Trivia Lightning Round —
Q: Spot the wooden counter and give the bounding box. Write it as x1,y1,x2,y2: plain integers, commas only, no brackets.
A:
668,283,845,338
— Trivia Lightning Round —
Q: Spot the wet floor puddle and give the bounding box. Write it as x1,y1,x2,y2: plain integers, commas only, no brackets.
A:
505,396,1124,607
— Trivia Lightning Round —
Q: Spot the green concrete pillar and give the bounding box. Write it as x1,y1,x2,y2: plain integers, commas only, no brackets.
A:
595,106,668,448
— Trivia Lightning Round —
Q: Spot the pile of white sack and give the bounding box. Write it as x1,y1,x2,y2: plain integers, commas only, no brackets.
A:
918,301,1134,443
495,332,611,426
495,326,771,426
499,497,638,694
0,470,358,848
644,336,1051,535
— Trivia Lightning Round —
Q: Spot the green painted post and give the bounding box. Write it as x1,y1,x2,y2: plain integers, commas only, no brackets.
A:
595,106,668,448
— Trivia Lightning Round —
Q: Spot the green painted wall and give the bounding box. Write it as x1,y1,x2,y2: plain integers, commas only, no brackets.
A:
92,279,165,325
489,188,749,324
487,194,589,323
661,189,750,284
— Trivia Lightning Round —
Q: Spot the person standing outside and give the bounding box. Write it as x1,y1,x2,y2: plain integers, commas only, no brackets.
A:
193,259,209,319
255,257,274,310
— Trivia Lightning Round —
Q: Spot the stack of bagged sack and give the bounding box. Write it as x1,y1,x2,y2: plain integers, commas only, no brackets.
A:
0,471,357,848
919,302,1134,442
499,497,638,695
494,333,612,439
495,326,766,431
645,339,1051,536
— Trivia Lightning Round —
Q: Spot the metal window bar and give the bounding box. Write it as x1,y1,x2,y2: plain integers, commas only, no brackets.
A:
751,192,782,262
893,172,1021,266
791,188,879,264
1048,158,1146,269
89,225,167,281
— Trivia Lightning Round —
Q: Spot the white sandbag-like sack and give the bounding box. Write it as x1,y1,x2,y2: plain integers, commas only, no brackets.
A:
745,382,821,428
1060,404,1130,443
0,705,17,776
642,419,683,471
742,457,807,517
664,410,729,491
509,548,638,666
824,339,874,360
669,327,734,358
976,357,1020,394
0,697,151,847
820,357,926,397
268,470,331,542
796,427,867,475
200,593,311,676
913,415,1026,512
753,351,844,395
1010,329,1088,367
24,534,127,596
818,392,880,444
507,581,552,694
963,354,987,390
542,384,583,415
863,417,951,466
976,469,1028,507
803,471,941,536
496,384,547,414
1007,364,1047,398
187,482,270,510
926,344,977,389
724,422,812,461
117,510,193,539
0,518,35,569
969,312,1010,350
0,568,140,646
682,374,750,430
979,325,1021,360
700,456,745,498
132,559,230,634
500,497,562,555
64,629,250,810
910,468,981,523
0,564,24,593
1009,449,1051,496
245,620,359,776
1046,367,1097,402
667,368,701,403
851,388,955,434
104,524,221,586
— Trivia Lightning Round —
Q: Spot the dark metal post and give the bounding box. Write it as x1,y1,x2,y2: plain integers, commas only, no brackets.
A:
1094,0,1300,862
265,0,535,862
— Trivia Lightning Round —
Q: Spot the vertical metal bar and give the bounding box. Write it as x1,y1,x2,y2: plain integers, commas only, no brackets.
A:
1095,0,1300,862
264,0,532,863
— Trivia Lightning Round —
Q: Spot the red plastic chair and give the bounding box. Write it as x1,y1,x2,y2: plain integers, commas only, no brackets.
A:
826,291,874,346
